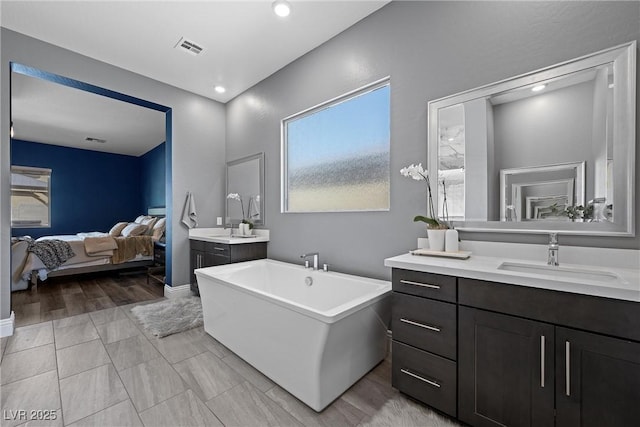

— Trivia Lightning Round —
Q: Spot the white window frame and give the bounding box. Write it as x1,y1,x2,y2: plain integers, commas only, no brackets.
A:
280,77,391,213
11,165,52,228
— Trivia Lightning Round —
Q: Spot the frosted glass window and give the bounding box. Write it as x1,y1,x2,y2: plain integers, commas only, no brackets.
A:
11,165,51,228
282,81,390,212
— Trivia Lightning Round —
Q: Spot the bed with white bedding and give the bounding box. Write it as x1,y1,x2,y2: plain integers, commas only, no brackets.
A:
11,211,166,291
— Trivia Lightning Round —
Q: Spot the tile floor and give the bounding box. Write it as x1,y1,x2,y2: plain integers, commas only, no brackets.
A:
1,299,461,427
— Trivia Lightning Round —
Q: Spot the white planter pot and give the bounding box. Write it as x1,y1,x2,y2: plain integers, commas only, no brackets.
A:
427,229,446,251
445,229,459,252
240,223,252,235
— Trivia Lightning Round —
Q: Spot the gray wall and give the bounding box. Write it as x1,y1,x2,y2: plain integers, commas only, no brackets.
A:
493,81,597,210
226,0,640,281
493,82,595,170
1,28,226,320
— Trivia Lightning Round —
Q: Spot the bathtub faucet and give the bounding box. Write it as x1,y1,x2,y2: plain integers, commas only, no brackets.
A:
300,252,319,270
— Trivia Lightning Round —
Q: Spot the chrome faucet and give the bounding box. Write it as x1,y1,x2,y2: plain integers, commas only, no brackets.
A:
300,252,319,270
548,233,559,266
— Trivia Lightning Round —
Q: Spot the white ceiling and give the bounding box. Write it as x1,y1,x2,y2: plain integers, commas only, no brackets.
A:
11,72,166,156
2,0,388,156
1,0,389,103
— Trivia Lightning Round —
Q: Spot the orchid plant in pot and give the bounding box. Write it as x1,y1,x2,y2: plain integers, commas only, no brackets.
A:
400,163,449,251
226,193,254,235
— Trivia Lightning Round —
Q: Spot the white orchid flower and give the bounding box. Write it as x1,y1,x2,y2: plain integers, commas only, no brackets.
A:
400,163,427,181
226,193,241,201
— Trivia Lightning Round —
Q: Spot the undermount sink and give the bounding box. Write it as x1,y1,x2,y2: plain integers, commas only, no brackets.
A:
497,261,626,284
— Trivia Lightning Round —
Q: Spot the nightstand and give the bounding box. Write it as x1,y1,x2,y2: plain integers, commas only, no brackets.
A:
147,241,166,285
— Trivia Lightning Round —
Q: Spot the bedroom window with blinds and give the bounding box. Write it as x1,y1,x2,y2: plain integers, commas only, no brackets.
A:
282,78,390,212
11,165,52,228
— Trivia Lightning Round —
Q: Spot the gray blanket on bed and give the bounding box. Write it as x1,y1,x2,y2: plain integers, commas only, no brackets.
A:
26,238,76,269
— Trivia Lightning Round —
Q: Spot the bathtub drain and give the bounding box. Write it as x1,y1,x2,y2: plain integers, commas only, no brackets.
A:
305,276,313,286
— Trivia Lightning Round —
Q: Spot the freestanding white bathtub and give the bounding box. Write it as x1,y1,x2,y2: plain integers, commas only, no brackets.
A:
195,259,391,411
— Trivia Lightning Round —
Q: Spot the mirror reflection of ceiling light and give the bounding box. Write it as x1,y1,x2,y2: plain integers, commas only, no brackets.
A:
10,121,14,138
272,0,291,17
608,83,615,89
531,84,546,92
214,85,226,94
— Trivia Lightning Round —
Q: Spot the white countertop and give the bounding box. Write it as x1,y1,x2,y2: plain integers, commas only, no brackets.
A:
189,227,269,244
384,252,640,303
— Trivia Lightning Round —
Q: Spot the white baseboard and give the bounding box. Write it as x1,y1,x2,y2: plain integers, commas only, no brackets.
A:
0,312,15,337
164,284,192,299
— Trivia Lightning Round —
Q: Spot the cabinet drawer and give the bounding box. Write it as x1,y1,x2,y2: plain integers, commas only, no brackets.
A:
190,239,206,251
392,269,456,303
205,242,230,257
392,293,457,360
392,341,457,417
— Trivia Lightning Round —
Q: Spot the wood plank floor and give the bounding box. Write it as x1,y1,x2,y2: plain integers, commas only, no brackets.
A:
11,271,164,328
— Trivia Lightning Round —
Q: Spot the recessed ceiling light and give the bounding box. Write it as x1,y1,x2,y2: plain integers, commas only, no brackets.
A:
214,85,226,94
272,0,291,17
531,84,546,92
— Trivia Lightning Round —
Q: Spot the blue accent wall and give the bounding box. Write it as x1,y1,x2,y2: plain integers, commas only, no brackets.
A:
11,139,144,238
140,142,166,211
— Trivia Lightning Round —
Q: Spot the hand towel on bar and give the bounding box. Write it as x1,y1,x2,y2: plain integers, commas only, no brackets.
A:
181,192,198,229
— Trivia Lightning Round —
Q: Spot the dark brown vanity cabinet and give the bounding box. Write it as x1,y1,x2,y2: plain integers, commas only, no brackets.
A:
458,307,555,427
190,239,267,295
391,269,458,418
459,307,640,427
555,327,640,427
457,278,640,427
391,269,640,427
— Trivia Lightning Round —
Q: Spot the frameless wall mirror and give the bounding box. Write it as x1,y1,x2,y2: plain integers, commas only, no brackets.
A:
428,41,636,236
226,152,265,226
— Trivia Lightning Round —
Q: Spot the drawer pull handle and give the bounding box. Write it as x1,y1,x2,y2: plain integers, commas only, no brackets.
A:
400,369,441,388
565,340,571,397
400,279,440,289
400,318,441,332
213,247,226,251
540,335,545,388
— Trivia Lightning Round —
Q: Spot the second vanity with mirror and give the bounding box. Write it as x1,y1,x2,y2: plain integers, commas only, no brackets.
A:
387,40,639,427
190,151,268,295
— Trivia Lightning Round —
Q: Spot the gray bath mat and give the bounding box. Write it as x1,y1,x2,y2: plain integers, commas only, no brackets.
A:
131,297,203,338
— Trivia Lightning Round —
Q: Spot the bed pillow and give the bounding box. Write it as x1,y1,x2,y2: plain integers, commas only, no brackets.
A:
134,215,151,224
109,222,129,237
121,222,148,237
140,217,157,235
152,218,166,240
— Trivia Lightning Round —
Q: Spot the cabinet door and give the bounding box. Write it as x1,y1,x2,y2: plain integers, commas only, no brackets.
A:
458,307,554,427
190,249,202,282
556,327,640,427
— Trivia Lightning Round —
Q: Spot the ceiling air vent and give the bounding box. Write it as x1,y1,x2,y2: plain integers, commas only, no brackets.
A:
175,37,204,56
85,137,106,144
